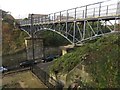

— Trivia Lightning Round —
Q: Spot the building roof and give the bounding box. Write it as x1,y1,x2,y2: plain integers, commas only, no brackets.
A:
28,14,48,18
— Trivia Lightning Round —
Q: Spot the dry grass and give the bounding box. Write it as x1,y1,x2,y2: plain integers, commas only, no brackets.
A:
2,71,47,88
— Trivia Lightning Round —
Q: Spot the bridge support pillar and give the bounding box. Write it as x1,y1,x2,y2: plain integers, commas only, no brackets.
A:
25,37,44,60
60,45,74,56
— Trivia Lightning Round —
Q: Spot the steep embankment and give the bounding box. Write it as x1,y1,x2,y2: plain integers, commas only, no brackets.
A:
2,12,28,55
50,33,120,88
2,11,28,66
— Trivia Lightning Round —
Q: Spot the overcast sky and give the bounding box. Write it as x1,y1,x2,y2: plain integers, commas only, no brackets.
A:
0,0,119,19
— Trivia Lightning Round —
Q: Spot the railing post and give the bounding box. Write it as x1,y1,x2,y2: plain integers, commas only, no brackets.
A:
83,10,84,18
60,12,61,22
85,5,87,18
48,14,50,23
54,13,55,29
74,8,76,21
114,18,117,31
46,15,47,23
41,17,42,23
66,10,68,37
106,5,108,16
41,16,42,23
30,14,35,60
43,16,44,23
73,8,77,45
44,16,46,23
66,10,68,22
93,8,95,17
34,18,36,24
37,17,39,24
73,21,76,45
40,16,41,23
83,20,86,40
52,16,53,22
99,3,101,17
54,13,55,23
43,16,45,23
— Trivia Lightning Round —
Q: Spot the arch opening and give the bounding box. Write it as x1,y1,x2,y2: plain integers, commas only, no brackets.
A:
33,28,73,45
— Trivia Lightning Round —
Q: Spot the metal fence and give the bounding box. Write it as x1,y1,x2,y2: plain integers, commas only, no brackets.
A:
20,0,119,25
31,65,59,88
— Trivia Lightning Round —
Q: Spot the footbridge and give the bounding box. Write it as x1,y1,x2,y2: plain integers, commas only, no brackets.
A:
19,0,120,45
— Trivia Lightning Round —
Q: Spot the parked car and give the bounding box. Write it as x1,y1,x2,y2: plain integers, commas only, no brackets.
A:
6,65,19,71
19,60,38,67
42,55,60,63
0,66,8,73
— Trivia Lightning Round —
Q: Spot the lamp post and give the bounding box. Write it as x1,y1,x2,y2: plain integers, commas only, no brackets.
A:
30,14,35,60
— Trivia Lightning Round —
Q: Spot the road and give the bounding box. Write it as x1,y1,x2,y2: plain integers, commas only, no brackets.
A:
37,61,54,72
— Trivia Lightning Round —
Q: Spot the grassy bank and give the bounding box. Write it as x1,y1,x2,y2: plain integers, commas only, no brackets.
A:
50,32,120,88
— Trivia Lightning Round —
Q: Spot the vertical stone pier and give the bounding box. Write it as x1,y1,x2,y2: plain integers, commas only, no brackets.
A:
25,37,44,60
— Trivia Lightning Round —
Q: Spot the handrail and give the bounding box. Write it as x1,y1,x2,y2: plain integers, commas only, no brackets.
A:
20,0,119,26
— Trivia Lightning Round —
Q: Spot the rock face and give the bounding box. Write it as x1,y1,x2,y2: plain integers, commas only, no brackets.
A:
2,10,28,55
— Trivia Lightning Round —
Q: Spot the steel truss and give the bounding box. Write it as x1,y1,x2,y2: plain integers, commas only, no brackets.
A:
21,17,119,45
20,0,120,45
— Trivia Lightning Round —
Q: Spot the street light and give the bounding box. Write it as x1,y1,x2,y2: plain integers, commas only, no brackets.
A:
30,14,35,60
